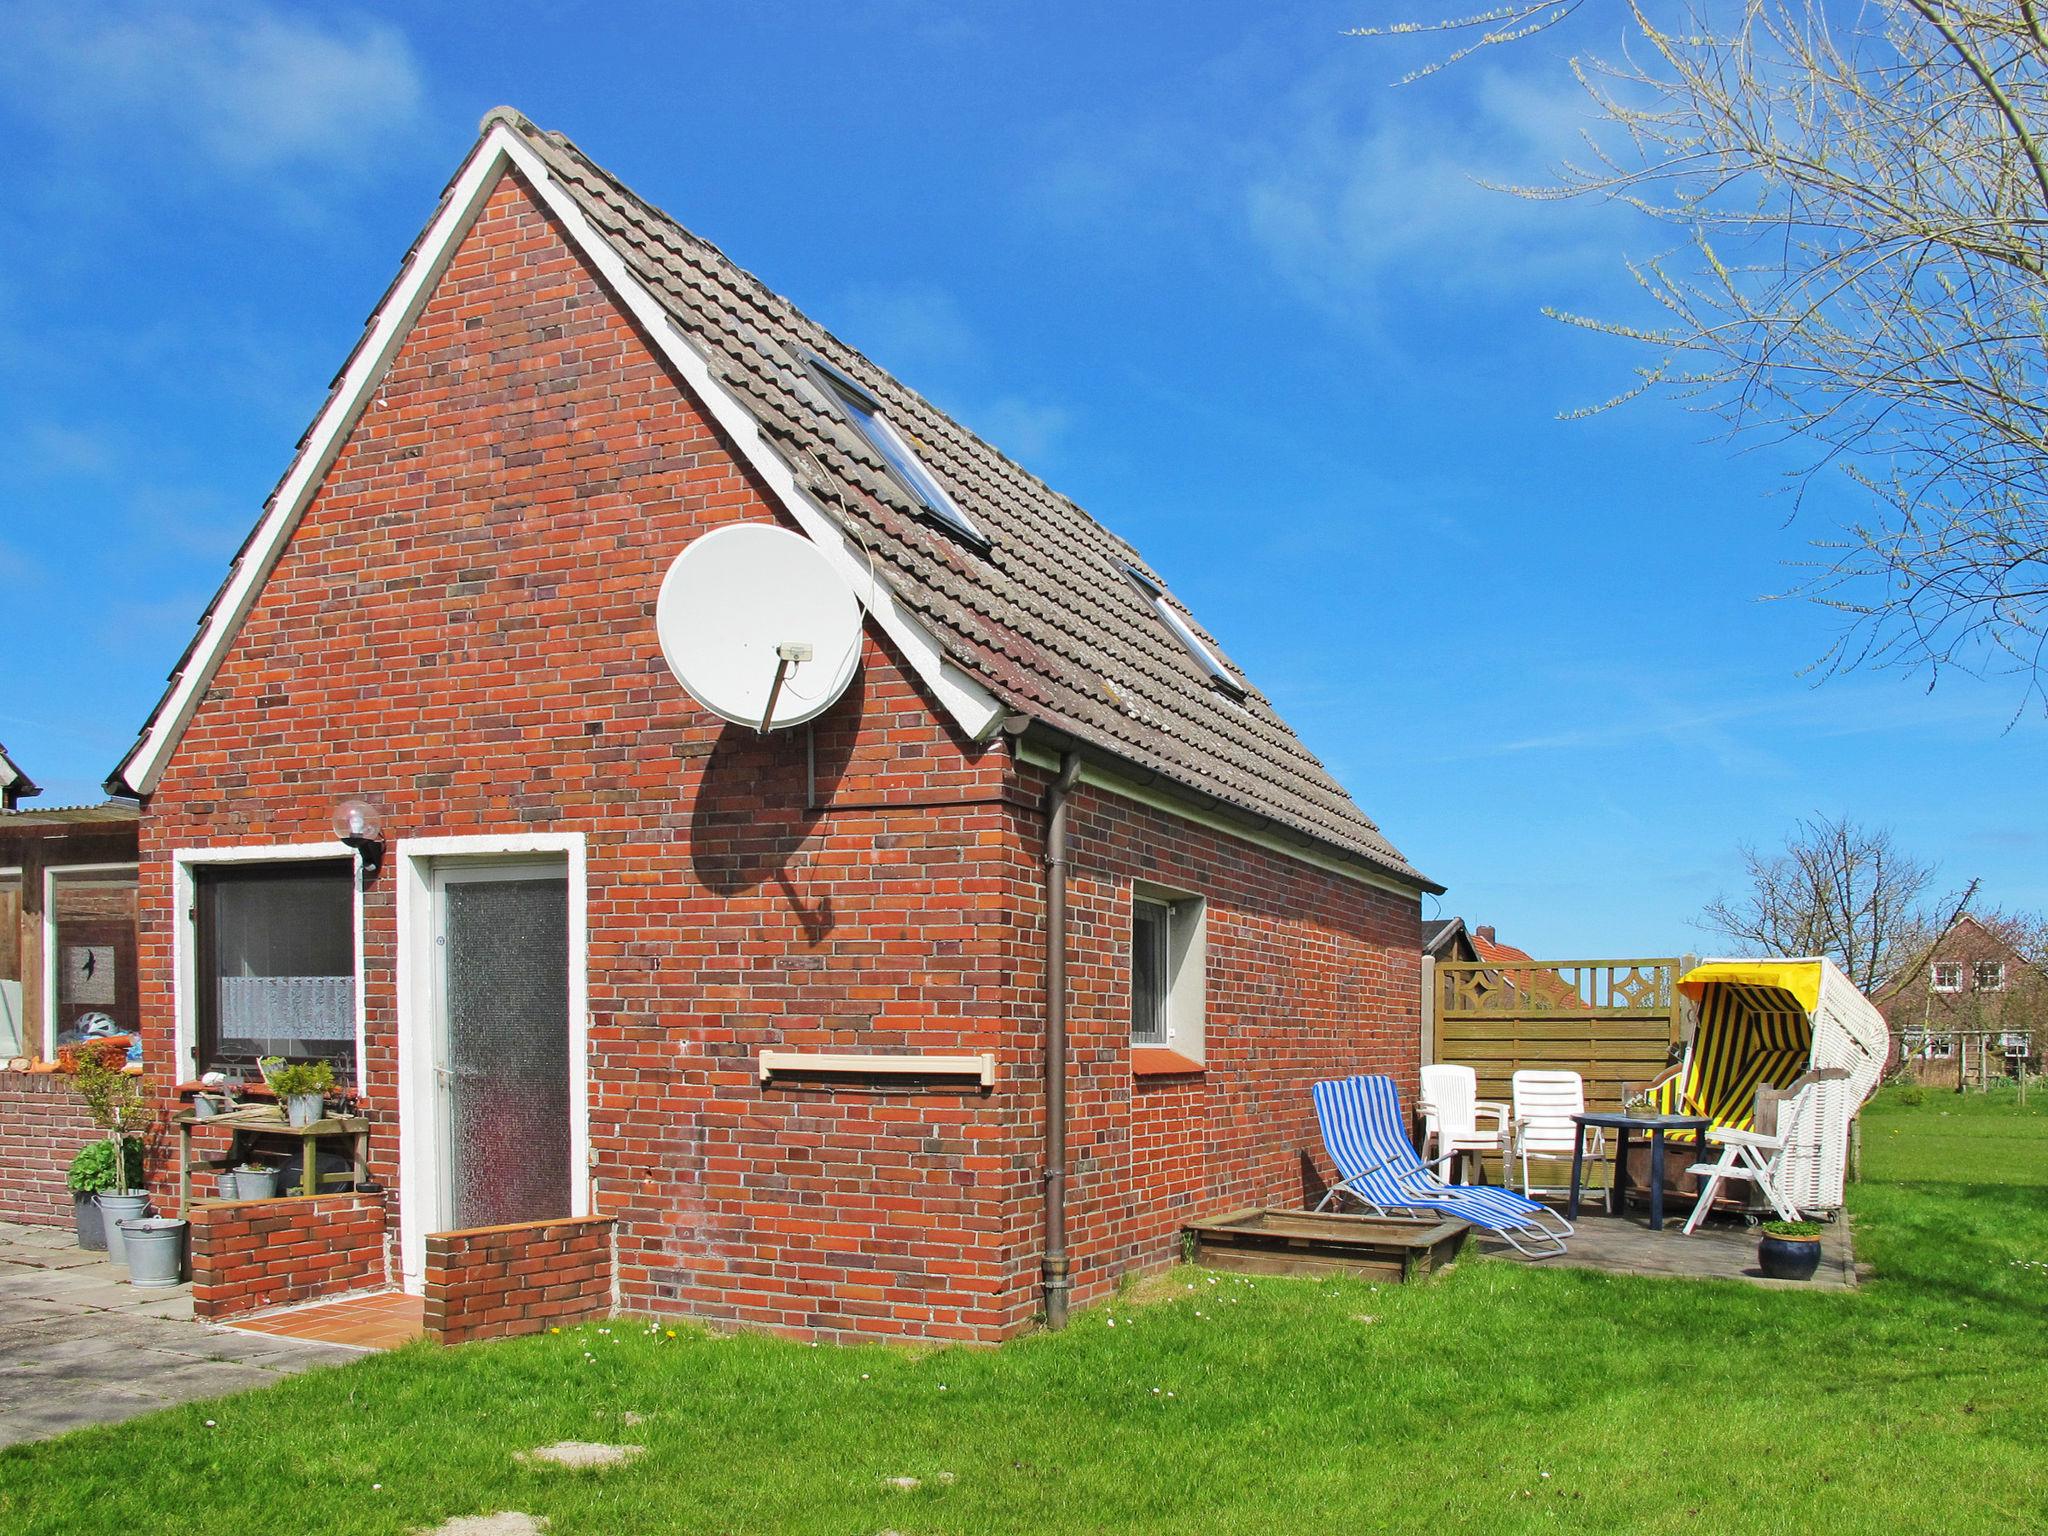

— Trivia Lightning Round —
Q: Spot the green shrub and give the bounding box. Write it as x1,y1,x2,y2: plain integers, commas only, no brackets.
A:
263,1059,336,1098
1763,1219,1824,1238
67,1138,145,1195
1894,1086,1927,1107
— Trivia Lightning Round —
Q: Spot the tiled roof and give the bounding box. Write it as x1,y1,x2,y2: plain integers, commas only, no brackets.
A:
506,115,1432,889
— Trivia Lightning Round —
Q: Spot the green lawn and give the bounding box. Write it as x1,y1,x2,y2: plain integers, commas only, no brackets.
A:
5,1086,2044,1535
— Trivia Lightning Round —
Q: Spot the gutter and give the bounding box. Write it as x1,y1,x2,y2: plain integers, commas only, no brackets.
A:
1040,749,1081,1329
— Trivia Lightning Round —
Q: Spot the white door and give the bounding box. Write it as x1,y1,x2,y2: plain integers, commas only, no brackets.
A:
429,861,572,1234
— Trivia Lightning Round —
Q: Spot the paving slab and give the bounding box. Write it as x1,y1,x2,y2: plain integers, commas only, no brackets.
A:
0,1220,356,1448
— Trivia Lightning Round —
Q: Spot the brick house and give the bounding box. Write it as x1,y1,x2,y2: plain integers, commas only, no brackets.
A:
103,109,1437,1343
0,765,141,1230
1875,916,2043,1086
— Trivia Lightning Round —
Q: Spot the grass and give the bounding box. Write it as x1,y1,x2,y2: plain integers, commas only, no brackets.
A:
4,1085,2044,1534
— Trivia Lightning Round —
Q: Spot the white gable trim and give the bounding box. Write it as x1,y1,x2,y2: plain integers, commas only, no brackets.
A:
114,125,1002,797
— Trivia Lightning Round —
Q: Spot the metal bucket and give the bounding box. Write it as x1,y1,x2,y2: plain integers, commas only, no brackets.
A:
119,1217,187,1287
96,1192,150,1265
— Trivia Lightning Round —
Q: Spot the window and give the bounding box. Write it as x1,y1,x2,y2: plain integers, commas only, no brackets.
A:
1931,961,1963,993
47,866,139,1059
196,859,355,1075
1974,960,2006,992
0,869,22,1058
806,356,987,546
1129,888,1206,1057
1122,565,1246,698
1924,1033,1955,1059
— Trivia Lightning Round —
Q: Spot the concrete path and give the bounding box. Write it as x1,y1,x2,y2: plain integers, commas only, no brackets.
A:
0,1220,358,1448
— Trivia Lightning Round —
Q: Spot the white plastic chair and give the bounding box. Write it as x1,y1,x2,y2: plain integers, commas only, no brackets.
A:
1418,1064,1508,1183
1681,1070,1845,1234
1511,1069,1602,1200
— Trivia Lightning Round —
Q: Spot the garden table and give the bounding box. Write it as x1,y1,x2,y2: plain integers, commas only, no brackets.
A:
174,1105,370,1215
1568,1111,1713,1232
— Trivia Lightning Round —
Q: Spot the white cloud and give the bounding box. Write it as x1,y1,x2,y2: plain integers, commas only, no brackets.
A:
0,2,423,177
1240,67,1623,318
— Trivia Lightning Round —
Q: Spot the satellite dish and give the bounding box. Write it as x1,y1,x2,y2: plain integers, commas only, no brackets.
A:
655,523,862,731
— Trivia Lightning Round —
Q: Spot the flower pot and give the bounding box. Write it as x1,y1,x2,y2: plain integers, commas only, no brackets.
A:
286,1092,327,1128
233,1166,280,1200
73,1189,107,1251
1759,1232,1822,1281
119,1217,187,1287
96,1192,151,1265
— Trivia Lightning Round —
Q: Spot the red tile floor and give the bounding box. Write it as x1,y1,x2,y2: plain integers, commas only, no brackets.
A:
228,1291,426,1350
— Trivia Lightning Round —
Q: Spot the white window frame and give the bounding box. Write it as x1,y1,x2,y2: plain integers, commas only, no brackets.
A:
1923,1032,1955,1060
1129,882,1207,1062
393,832,588,1291
1973,959,2007,992
172,843,366,1090
1121,565,1246,699
41,861,142,1061
806,355,988,547
1930,961,1963,993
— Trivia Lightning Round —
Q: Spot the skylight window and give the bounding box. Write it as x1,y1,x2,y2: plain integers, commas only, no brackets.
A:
805,356,986,546
1123,565,1245,698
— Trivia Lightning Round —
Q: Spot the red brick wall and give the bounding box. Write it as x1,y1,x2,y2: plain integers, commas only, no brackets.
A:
982,777,1420,1329
137,167,1020,1341
424,1215,613,1345
0,1070,106,1226
189,1192,389,1320
134,164,1423,1343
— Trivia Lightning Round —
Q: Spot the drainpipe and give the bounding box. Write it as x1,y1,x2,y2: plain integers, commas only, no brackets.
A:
1041,750,1081,1329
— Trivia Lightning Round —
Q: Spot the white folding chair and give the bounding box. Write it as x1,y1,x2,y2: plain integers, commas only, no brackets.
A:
1511,1069,1602,1200
1680,1072,1842,1234
1418,1064,1508,1183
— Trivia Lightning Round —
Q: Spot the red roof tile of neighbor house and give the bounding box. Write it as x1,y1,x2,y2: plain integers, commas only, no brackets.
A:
1468,923,1580,1007
105,108,1437,895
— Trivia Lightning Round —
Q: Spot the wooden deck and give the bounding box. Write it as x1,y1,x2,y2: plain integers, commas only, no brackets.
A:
1479,1208,1860,1290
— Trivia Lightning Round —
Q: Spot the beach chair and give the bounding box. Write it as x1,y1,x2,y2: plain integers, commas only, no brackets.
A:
1681,1069,1847,1234
1312,1075,1571,1258
1418,1063,1508,1183
1511,1069,1600,1200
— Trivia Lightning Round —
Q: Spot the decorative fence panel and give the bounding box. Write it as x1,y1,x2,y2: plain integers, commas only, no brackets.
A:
1432,958,1687,1111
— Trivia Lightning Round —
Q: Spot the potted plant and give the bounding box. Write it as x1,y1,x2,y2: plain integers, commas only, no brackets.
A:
233,1163,281,1200
263,1058,336,1128
1758,1219,1825,1281
65,1138,144,1251
66,1040,154,1266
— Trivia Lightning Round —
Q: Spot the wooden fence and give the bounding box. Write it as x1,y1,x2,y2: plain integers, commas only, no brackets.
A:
1428,957,1690,1111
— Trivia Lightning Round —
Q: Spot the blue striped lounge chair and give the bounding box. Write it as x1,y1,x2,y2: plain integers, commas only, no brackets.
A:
1312,1075,1572,1258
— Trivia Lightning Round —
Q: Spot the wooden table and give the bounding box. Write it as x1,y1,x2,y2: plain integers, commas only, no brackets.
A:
174,1106,370,1216
1568,1111,1713,1232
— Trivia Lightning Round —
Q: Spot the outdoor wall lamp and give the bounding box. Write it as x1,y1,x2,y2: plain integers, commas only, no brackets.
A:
332,798,386,881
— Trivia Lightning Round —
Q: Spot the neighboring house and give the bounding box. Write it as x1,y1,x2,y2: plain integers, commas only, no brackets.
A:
103,110,1438,1342
0,776,142,1228
1875,916,2044,1085
0,771,141,1061
0,744,39,812
1421,915,1479,966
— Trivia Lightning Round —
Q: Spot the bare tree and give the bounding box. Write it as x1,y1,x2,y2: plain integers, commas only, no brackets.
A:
1361,3,2048,702
1696,814,1940,990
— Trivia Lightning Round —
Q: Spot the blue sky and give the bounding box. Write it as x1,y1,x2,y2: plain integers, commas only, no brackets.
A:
0,1,2040,954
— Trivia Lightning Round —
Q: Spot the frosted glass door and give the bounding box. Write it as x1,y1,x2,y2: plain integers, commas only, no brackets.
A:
435,869,570,1232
